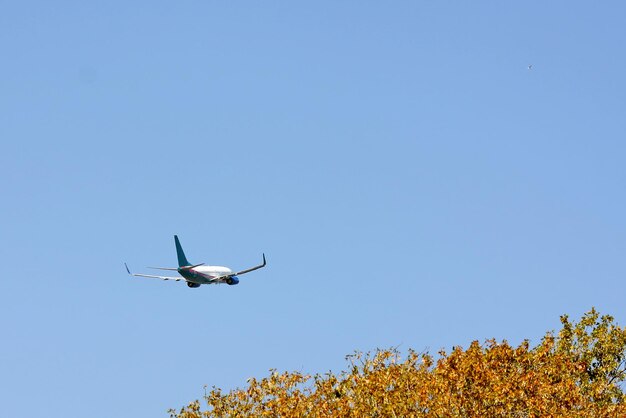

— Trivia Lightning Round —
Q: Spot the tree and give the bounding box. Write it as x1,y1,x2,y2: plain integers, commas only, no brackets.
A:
169,309,626,417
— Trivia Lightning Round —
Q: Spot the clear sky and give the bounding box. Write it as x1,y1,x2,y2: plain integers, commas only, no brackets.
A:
2,2,625,416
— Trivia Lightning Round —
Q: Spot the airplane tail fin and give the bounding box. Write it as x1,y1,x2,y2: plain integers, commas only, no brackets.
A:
174,235,191,267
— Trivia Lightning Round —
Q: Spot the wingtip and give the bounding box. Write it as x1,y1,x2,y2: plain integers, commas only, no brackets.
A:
124,263,131,275
262,253,266,266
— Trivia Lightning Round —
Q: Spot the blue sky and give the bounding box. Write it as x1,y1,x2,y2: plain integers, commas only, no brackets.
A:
2,1,625,416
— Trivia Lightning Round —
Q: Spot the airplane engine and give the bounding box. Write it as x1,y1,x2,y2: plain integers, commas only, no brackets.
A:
187,282,201,288
226,276,240,285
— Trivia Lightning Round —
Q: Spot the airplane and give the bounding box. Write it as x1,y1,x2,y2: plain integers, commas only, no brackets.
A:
125,235,266,288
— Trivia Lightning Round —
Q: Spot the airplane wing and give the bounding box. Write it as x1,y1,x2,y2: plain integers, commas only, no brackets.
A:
125,263,185,282
207,254,267,283
234,253,267,276
207,275,228,284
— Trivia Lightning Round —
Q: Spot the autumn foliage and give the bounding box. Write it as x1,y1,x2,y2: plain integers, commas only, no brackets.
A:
170,309,626,417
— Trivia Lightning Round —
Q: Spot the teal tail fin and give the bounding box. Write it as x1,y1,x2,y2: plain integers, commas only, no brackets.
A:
174,235,191,267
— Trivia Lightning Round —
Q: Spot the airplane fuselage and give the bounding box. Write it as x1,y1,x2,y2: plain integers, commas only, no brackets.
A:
179,265,239,285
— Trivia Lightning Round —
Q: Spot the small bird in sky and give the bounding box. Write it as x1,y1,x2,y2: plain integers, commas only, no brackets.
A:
528,64,533,70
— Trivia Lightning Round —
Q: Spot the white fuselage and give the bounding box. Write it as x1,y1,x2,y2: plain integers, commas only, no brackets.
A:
189,265,233,283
